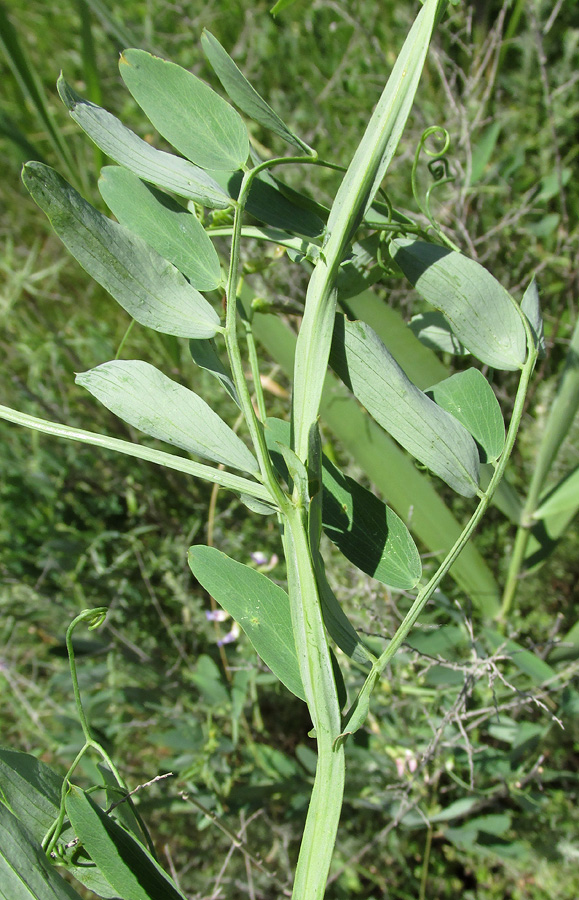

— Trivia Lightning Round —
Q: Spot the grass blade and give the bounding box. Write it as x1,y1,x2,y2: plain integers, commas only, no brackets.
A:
0,2,76,179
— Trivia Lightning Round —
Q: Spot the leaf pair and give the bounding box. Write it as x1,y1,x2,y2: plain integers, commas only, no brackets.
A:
22,163,220,339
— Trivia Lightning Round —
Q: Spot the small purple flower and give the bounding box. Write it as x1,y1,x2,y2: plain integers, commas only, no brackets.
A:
217,622,240,647
250,551,269,566
205,609,229,623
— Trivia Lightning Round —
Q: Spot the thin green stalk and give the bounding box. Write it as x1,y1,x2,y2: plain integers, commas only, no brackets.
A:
0,404,273,503
66,609,108,743
242,309,268,422
221,156,319,506
500,315,579,619
499,523,532,621
341,335,538,741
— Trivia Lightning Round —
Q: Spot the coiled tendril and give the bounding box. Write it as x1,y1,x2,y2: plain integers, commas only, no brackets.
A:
411,126,459,251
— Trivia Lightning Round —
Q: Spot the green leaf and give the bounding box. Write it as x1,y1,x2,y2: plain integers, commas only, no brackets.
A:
76,360,258,474
330,316,480,497
0,756,115,897
391,239,527,371
409,311,468,355
188,545,306,702
0,758,118,896
201,30,311,154
426,368,505,464
99,167,222,291
549,620,579,664
188,338,239,406
57,77,230,209
469,121,501,185
0,803,83,900
521,276,546,357
534,464,579,520
119,49,249,171
0,750,61,842
322,455,422,589
65,786,188,900
210,168,325,238
270,0,298,14
336,234,384,300
340,290,448,388
22,163,220,339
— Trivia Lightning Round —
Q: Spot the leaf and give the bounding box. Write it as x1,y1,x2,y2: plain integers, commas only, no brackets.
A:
341,290,448,388
521,276,546,357
188,545,306,702
97,764,142,842
426,368,505,464
57,77,230,209
391,239,527,370
549,620,579,664
99,167,222,291
0,803,83,900
65,786,188,900
0,755,116,897
188,338,239,406
469,121,502,185
210,168,325,238
322,455,422,589
263,415,420,590
76,360,258,474
119,49,249,171
201,30,311,154
0,749,61,842
22,163,220,339
533,464,579,520
409,311,468,355
270,0,298,14
336,234,385,300
330,316,480,497
525,315,579,521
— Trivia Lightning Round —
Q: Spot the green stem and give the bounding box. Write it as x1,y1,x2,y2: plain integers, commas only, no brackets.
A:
500,315,579,619
242,306,268,422
0,404,273,503
282,506,345,900
66,610,108,742
222,156,318,507
499,524,531,620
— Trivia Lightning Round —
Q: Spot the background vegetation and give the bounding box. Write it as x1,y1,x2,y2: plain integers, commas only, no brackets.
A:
1,0,578,897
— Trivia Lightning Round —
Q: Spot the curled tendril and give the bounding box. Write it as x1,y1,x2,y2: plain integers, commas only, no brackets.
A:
411,125,459,251
419,125,451,159
66,607,108,641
